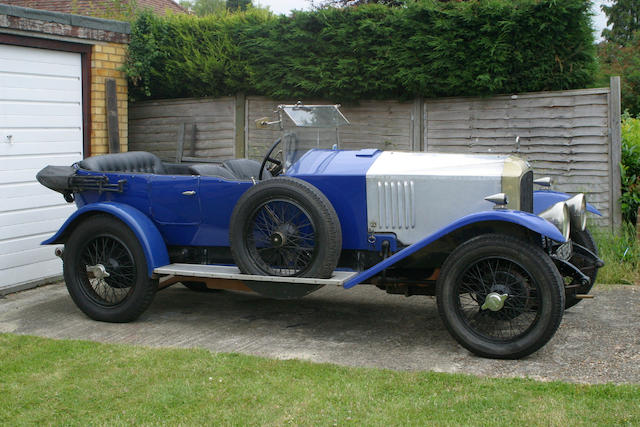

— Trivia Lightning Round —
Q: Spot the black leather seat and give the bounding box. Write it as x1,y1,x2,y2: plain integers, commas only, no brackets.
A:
78,152,167,174
188,164,236,180
222,159,270,180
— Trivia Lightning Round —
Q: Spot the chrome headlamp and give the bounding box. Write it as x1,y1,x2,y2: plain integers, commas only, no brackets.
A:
539,201,570,241
565,193,587,232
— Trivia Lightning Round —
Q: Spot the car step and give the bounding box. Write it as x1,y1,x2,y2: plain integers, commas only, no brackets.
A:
153,263,357,286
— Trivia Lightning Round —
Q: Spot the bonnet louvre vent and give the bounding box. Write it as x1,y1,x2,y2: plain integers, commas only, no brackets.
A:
376,180,416,230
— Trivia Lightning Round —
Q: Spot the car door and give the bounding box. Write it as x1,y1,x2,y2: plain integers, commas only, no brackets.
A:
150,175,201,225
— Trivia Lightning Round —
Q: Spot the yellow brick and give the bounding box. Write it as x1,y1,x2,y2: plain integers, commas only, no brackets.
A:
93,99,106,108
92,91,105,100
93,130,107,137
94,53,109,61
92,76,105,84
93,45,102,53
92,122,105,130
102,46,116,54
92,107,105,115
104,61,118,70
91,84,102,92
115,46,126,56
109,54,124,63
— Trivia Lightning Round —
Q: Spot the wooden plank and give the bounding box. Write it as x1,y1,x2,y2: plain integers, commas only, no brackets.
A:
609,76,622,229
235,93,245,158
106,78,120,153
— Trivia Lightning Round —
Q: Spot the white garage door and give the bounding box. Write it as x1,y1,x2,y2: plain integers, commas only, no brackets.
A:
0,44,84,291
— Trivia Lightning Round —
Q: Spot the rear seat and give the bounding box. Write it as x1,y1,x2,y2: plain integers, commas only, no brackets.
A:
78,152,271,181
78,152,167,174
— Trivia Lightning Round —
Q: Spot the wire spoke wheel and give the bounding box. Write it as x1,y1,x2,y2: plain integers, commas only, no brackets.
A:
246,198,317,277
437,234,564,359
230,178,341,299
456,257,540,342
77,235,137,306
63,214,157,322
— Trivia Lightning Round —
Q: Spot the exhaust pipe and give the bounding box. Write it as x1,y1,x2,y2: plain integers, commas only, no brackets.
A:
54,247,64,258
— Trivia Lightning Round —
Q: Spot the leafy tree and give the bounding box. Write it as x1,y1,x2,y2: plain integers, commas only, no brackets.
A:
179,0,226,16
226,0,252,11
313,0,407,7
597,33,640,115
601,0,640,45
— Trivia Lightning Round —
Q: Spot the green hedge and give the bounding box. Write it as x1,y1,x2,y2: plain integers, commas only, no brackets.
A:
125,0,596,102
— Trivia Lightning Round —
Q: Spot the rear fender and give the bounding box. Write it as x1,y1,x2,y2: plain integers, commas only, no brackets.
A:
42,202,169,277
343,210,563,289
534,190,601,216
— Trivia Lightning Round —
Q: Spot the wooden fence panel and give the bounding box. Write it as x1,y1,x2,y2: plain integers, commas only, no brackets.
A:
129,97,235,162
424,88,613,226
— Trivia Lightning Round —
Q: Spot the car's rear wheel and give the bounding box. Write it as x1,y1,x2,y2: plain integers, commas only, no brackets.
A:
63,214,157,322
436,234,564,359
229,177,341,299
565,228,599,309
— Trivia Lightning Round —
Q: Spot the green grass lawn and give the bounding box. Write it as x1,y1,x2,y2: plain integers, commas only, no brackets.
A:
1,334,638,426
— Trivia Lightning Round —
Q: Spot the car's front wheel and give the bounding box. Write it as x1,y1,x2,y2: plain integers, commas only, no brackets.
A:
63,214,157,322
436,234,565,359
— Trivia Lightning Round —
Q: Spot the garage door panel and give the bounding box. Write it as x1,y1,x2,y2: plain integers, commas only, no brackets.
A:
1,74,81,92
0,129,81,144
1,101,81,117
3,115,81,128
1,44,80,63
0,259,62,289
2,87,83,103
0,233,60,255
0,142,81,159
0,205,73,228
0,55,82,80
0,245,64,269
0,154,82,171
0,192,69,212
0,181,56,198
1,44,83,290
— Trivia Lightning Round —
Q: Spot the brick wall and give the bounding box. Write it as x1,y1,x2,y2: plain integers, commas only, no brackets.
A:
90,42,128,154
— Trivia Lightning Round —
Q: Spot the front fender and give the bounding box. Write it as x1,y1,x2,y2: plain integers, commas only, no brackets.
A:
42,202,169,277
343,210,564,289
534,190,601,216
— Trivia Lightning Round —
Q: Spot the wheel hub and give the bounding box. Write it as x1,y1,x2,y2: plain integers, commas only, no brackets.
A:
86,264,110,280
270,231,286,247
481,292,508,312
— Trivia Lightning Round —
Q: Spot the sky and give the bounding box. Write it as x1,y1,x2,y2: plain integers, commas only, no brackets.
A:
255,0,612,41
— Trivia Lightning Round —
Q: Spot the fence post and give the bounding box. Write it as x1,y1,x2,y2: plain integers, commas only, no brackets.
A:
609,76,622,230
412,97,423,152
235,92,246,158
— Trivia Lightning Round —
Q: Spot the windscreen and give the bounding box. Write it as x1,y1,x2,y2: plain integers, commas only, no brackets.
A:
280,105,349,170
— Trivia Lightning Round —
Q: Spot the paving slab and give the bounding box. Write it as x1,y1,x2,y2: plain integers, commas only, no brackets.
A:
1,282,638,384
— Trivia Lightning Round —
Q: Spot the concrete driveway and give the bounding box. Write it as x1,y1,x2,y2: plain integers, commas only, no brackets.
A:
1,282,638,384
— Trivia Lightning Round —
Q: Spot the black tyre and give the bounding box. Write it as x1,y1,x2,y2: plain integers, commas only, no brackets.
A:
182,281,221,293
565,228,599,309
436,234,565,359
63,214,157,322
229,177,341,298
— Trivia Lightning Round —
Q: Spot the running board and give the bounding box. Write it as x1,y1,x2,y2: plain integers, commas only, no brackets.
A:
153,264,357,286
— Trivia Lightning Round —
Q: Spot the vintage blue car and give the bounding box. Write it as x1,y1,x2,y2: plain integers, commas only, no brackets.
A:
37,104,603,359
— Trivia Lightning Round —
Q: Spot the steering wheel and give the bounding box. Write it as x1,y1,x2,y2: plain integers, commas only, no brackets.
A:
259,137,282,180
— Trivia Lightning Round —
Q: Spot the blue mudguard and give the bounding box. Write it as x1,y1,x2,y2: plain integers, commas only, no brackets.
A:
533,190,602,216
343,210,564,289
42,202,169,277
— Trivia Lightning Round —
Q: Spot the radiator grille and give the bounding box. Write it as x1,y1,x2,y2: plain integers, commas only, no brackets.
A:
376,180,416,229
520,171,534,213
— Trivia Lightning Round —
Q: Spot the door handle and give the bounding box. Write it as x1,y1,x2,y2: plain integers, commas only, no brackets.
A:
182,190,196,196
